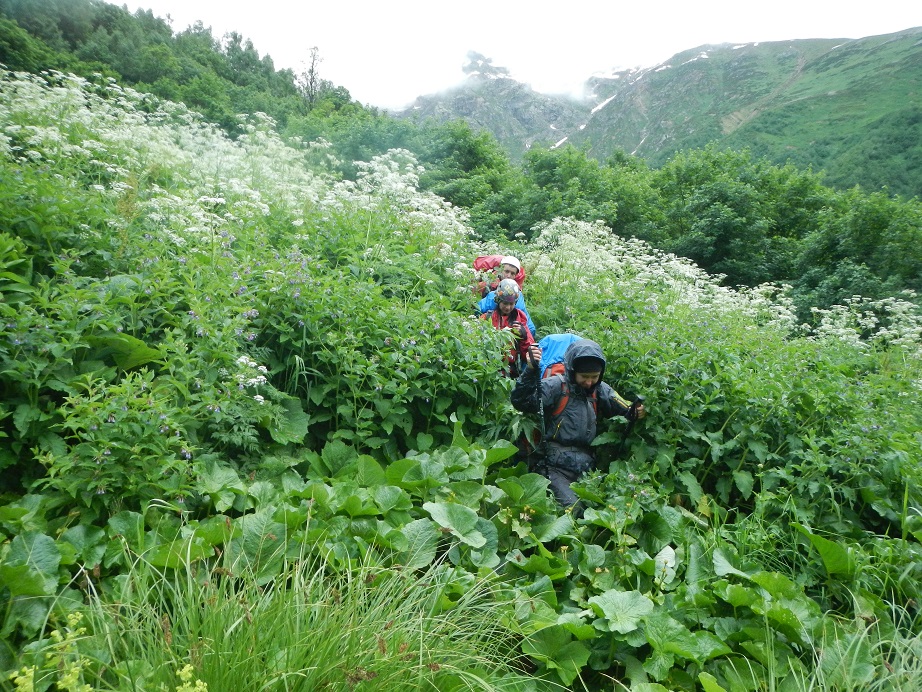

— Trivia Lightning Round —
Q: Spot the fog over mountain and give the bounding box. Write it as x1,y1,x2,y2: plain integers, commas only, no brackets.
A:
396,27,922,198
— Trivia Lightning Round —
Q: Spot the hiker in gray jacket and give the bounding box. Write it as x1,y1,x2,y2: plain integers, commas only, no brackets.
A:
511,338,646,509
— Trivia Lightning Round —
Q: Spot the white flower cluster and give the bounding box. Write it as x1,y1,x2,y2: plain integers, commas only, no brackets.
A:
0,71,327,250
235,355,269,389
522,217,922,360
321,149,472,249
811,292,922,357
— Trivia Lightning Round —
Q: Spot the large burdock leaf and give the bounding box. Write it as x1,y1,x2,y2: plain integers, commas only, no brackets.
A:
146,538,213,569
713,546,749,578
588,589,654,634
644,611,731,663
484,439,518,466
423,502,486,548
521,625,591,686
199,460,246,512
226,508,287,584
533,514,575,543
399,519,440,569
0,532,60,597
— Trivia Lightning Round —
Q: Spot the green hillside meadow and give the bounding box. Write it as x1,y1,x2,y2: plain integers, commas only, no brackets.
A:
2,70,922,691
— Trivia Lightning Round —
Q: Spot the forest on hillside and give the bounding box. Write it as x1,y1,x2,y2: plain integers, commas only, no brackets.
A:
1,0,921,321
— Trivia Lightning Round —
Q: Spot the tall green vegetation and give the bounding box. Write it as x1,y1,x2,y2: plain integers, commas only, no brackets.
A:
3,68,922,691
3,0,921,322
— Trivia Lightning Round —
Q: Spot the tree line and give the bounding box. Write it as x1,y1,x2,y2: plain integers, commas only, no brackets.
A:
2,0,920,321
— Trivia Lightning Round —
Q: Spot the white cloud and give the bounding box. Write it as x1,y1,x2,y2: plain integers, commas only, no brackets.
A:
128,0,922,109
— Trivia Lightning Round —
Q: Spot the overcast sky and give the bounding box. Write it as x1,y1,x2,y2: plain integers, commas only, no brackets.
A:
126,1,921,110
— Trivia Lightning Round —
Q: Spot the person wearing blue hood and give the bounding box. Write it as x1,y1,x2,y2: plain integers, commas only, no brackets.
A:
511,338,646,510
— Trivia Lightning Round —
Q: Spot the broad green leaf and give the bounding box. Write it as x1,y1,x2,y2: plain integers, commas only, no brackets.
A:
373,485,411,513
107,511,145,551
321,439,357,475
642,650,674,683
385,457,420,487
1,532,60,597
505,550,571,580
229,509,287,584
818,628,875,686
556,613,597,640
13,403,37,436
699,672,728,692
423,502,486,548
402,458,450,488
688,631,733,662
678,470,704,504
496,473,549,507
714,581,760,608
399,519,440,569
532,514,574,543
792,523,856,577
415,432,434,451
588,589,654,634
637,512,673,554
7,595,51,637
521,626,591,686
747,439,768,463
717,657,767,691
199,461,246,512
60,525,106,567
193,515,240,546
86,333,163,370
308,384,328,406
338,494,379,518
653,545,677,585
684,536,711,584
247,481,280,508
270,396,309,444
470,517,500,568
484,439,518,466
449,414,470,451
732,470,754,500
644,611,698,660
713,547,749,578
356,455,387,486
146,539,212,568
0,564,53,597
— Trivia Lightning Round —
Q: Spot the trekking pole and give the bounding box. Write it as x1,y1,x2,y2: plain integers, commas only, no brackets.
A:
618,395,645,457
527,349,547,459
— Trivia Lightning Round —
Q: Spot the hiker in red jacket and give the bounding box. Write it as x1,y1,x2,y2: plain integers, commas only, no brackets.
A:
473,255,525,298
481,279,535,378
511,338,646,509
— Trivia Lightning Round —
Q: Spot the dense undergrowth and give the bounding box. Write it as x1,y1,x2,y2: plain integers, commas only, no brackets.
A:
2,69,922,691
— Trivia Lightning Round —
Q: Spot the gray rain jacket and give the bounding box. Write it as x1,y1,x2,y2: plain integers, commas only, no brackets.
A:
511,339,632,473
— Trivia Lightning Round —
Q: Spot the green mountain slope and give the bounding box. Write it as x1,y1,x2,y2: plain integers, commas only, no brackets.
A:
400,28,922,197
401,52,586,160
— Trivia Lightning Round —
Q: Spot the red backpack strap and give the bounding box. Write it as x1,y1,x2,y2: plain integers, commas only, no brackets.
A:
549,378,597,418
551,380,569,417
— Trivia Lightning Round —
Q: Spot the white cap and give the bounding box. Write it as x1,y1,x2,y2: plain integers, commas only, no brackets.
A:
500,255,521,271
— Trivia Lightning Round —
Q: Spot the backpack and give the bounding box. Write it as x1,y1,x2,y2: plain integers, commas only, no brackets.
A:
537,334,596,417
537,333,582,377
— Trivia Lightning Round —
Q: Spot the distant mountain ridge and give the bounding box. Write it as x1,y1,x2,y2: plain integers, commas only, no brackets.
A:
399,51,587,161
397,30,922,197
